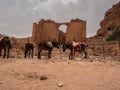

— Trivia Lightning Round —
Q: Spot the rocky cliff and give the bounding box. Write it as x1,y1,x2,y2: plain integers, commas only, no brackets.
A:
97,1,120,36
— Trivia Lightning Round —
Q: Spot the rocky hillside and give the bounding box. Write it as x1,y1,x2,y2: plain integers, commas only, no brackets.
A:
97,1,120,36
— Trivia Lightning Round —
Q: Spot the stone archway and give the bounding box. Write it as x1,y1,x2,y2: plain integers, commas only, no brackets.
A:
57,24,68,44
59,24,67,33
32,18,86,44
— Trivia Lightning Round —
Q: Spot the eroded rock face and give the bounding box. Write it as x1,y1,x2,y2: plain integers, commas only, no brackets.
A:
97,1,120,36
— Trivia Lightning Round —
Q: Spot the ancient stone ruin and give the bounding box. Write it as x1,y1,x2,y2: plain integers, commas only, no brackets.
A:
32,18,86,44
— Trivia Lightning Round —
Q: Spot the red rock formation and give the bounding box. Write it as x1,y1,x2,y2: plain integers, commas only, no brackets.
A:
97,1,120,36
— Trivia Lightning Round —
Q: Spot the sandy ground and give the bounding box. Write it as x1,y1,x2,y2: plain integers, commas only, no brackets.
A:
0,56,120,90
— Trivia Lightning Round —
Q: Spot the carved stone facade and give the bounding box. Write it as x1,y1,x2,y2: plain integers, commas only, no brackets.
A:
32,18,86,43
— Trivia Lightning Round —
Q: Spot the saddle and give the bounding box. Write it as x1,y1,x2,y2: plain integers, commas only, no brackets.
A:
72,41,81,48
46,41,53,48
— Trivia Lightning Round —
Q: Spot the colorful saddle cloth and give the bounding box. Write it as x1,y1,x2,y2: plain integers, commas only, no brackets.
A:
72,41,81,48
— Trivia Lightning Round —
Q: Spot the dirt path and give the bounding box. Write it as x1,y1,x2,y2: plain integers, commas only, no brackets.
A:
0,58,120,90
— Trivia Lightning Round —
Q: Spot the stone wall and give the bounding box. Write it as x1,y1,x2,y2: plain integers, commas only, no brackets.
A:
42,20,58,42
32,19,59,43
87,36,120,56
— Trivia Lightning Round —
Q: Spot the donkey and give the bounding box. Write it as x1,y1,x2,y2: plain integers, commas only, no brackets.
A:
62,41,88,59
38,40,59,59
0,36,12,58
24,38,34,58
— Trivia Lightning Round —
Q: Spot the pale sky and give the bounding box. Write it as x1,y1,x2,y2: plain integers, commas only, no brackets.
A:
0,0,119,38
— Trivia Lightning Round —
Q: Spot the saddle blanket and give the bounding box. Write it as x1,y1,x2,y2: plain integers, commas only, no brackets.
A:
72,41,81,48
46,41,53,48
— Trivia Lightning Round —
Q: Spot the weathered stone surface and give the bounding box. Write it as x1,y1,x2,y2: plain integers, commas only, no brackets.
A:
32,19,59,43
66,19,86,42
97,1,120,36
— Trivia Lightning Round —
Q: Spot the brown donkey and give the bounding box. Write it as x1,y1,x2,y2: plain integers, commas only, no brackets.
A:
0,36,12,58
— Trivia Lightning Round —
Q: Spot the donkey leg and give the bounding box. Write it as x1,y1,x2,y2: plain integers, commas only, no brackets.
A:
69,53,71,59
71,52,73,59
38,51,41,59
84,50,87,59
0,47,2,57
48,51,50,59
24,50,28,58
3,47,6,58
69,51,73,60
28,51,30,58
7,48,10,58
31,49,33,58
69,52,72,59
49,51,51,59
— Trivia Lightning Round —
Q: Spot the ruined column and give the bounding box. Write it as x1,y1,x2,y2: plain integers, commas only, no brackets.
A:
40,20,59,41
32,23,37,42
66,19,86,42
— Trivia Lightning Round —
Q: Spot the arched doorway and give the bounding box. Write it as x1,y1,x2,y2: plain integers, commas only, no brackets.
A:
59,24,67,33
58,24,67,44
